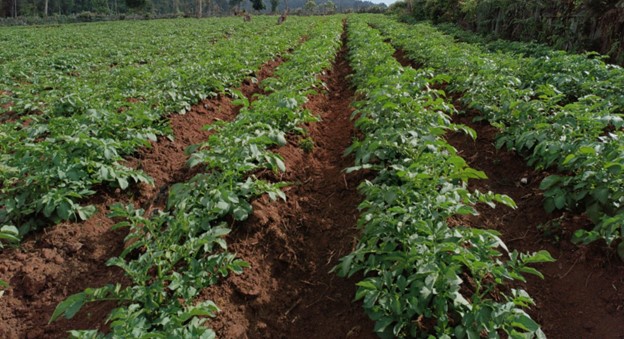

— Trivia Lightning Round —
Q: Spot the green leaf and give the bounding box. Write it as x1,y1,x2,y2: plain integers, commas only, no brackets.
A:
49,292,86,323
554,194,566,209
57,200,72,220
275,157,286,172
77,205,97,221
456,205,478,215
178,303,219,323
335,254,354,277
591,187,610,205
497,194,517,208
276,133,287,146
232,206,249,221
43,201,56,218
187,155,204,168
356,280,377,290
216,200,230,213
562,153,575,165
447,155,467,168
512,313,540,332
543,197,556,214
522,250,555,264
373,317,394,333
578,146,596,155
462,168,487,180
519,267,543,279
117,177,129,190
539,175,561,190
0,225,19,241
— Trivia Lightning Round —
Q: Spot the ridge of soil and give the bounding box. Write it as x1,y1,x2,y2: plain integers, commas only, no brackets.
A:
0,56,285,339
199,28,376,338
393,46,624,338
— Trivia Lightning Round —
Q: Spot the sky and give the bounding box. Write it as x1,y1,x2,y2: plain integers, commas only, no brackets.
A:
369,0,399,5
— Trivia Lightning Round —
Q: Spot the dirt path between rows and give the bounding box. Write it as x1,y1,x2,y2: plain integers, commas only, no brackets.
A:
392,46,624,338
0,56,286,339
200,28,376,338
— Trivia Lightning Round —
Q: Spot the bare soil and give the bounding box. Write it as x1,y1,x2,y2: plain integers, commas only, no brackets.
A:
0,57,285,339
200,30,376,338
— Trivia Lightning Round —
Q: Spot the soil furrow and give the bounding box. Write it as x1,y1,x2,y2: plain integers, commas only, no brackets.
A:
200,28,375,338
0,56,286,339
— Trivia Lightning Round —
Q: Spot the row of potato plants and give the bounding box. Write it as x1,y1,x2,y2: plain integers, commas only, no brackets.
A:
334,17,553,338
430,22,624,128
49,16,343,338
0,17,317,244
369,15,624,250
435,22,624,105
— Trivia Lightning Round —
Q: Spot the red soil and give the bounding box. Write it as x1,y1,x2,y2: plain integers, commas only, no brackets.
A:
200,31,376,338
0,56,285,339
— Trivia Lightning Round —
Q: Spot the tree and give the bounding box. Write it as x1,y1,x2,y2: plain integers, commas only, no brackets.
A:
196,0,202,17
323,0,335,13
3,0,17,17
250,0,264,11
229,0,242,12
126,0,147,9
303,0,315,13
270,0,278,12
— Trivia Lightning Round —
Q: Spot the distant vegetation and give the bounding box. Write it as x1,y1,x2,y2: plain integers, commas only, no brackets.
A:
390,0,624,65
0,0,385,25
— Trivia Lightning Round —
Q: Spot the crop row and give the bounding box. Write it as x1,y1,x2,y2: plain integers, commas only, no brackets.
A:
0,17,317,243
369,15,624,249
0,17,264,119
49,16,343,337
434,22,624,106
334,17,552,338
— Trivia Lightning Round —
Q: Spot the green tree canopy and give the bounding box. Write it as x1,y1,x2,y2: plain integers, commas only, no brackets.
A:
303,0,315,13
323,0,335,13
270,0,278,12
126,0,148,9
250,0,265,11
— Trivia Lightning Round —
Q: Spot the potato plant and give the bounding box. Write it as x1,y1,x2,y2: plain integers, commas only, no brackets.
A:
50,16,344,337
370,15,624,249
0,16,317,241
335,17,552,338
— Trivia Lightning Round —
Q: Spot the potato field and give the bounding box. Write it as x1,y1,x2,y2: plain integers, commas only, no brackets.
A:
0,13,623,338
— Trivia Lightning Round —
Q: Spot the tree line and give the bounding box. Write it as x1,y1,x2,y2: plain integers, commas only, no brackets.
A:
0,0,385,19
